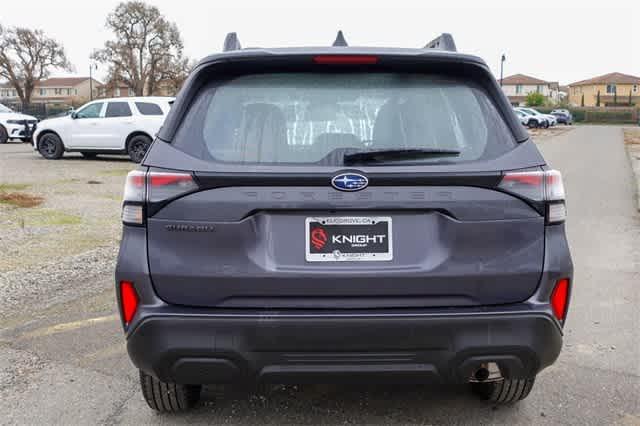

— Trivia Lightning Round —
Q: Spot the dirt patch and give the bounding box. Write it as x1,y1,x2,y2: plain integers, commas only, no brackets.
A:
623,129,640,145
529,126,574,139
0,192,44,208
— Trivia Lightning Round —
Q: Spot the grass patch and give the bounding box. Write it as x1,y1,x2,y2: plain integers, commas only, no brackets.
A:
7,208,83,226
34,210,82,226
0,192,44,208
100,193,123,201
0,183,31,191
53,178,81,184
623,129,640,145
99,169,131,177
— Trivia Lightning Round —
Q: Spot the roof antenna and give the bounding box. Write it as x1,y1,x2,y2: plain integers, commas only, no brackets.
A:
332,30,348,47
223,32,242,52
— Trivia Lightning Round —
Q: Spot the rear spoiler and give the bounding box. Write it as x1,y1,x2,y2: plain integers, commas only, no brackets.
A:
222,31,457,53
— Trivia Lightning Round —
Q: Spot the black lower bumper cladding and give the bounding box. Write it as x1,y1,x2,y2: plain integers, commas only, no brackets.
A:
127,311,562,385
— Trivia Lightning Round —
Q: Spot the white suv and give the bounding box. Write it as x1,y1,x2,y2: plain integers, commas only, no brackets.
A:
516,107,556,127
0,103,38,144
33,97,173,162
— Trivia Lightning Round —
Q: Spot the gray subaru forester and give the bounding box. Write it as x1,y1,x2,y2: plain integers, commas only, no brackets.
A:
115,32,573,412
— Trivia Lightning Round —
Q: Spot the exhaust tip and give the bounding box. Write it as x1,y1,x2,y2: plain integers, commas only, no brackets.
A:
474,367,490,382
469,362,503,383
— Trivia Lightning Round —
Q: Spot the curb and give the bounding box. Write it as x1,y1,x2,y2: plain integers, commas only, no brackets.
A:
623,129,640,212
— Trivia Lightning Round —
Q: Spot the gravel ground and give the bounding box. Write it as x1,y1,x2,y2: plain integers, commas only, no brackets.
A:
0,142,133,319
0,246,118,320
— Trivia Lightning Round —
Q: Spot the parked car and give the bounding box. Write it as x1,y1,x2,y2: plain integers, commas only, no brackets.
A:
551,109,573,125
514,109,529,126
116,32,572,413
0,103,38,144
516,107,556,127
514,108,547,128
32,97,173,162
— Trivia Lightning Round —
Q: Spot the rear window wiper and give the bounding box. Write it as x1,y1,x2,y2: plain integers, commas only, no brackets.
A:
343,148,461,165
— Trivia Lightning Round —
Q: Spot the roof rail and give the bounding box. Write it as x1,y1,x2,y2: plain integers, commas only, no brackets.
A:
332,30,348,47
424,33,457,52
223,32,242,52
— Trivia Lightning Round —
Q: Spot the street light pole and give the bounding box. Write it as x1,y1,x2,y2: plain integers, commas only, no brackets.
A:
500,54,506,87
89,63,97,101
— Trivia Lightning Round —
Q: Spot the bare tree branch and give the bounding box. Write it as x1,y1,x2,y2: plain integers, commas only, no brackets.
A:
0,25,72,106
93,1,191,96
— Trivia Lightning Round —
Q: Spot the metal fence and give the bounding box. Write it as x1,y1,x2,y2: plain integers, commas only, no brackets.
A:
6,102,73,120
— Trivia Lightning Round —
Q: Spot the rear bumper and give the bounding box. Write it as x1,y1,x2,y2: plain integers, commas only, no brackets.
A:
127,310,563,385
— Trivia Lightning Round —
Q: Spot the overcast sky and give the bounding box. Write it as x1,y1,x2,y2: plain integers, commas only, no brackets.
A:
1,0,638,85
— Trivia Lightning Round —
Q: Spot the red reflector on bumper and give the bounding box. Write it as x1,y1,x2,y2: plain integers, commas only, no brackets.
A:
550,278,570,320
120,281,139,324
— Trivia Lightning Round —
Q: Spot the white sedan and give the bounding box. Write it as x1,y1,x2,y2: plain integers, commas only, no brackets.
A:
33,96,173,162
0,103,38,144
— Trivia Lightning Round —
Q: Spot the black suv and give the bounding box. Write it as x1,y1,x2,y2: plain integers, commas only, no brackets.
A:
116,32,573,412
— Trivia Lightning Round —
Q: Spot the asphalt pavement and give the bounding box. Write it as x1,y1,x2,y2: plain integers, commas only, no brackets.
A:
1,125,639,425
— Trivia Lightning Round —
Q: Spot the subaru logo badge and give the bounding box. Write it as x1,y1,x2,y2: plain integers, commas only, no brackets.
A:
331,172,369,192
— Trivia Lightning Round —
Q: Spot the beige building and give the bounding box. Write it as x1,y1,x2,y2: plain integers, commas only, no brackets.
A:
98,83,136,98
98,80,180,98
500,74,560,106
568,72,640,107
0,77,103,107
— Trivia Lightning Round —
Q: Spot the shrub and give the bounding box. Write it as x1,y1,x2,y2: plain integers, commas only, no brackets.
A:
525,92,546,107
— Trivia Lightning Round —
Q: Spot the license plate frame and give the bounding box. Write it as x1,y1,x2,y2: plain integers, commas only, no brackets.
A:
305,216,393,262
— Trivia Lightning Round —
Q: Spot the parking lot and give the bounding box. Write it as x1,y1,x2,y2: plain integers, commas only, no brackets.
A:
1,126,639,425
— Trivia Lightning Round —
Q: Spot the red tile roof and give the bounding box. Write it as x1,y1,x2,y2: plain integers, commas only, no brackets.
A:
37,77,101,87
1,77,103,88
500,74,550,85
569,72,640,86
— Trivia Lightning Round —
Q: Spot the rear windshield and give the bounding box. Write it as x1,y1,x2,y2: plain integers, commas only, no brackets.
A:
172,73,516,166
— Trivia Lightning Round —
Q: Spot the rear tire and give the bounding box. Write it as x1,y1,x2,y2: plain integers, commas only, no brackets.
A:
471,377,536,404
81,152,98,159
38,133,64,159
139,370,202,413
127,135,152,163
528,120,538,129
0,125,8,144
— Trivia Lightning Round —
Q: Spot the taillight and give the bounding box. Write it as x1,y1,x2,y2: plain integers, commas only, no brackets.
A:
147,172,198,203
313,55,379,65
122,170,146,225
121,170,198,225
119,281,139,325
498,170,566,224
550,278,570,321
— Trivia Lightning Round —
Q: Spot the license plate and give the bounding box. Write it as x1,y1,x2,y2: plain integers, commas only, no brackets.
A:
305,217,393,262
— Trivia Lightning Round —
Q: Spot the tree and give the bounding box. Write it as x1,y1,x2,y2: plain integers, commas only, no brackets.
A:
93,1,191,96
525,92,546,107
0,24,72,107
596,90,600,107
